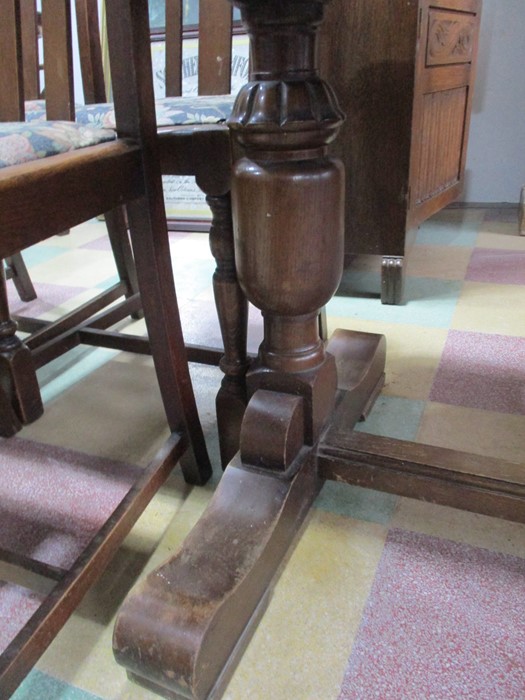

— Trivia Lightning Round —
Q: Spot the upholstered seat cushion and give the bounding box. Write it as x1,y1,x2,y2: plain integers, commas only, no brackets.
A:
1,92,236,169
25,94,236,129
0,121,116,169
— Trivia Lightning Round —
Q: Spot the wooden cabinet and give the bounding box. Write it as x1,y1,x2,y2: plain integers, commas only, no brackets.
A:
320,0,481,303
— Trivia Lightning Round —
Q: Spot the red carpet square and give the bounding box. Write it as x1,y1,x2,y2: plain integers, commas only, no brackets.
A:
429,330,525,414
339,529,525,700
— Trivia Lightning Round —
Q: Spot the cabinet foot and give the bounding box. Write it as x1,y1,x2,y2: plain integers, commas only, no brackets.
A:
381,256,404,304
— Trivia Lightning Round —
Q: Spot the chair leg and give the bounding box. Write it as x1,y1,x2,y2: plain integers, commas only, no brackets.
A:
0,265,43,436
104,206,142,318
207,193,250,468
126,195,212,486
5,253,37,302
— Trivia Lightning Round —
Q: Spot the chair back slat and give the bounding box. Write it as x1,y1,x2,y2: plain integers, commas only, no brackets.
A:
20,0,40,100
74,0,236,101
0,0,25,121
165,0,183,97
198,0,233,95
41,0,75,120
75,0,106,103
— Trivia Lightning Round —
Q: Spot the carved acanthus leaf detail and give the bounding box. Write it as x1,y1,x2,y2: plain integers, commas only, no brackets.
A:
228,78,344,150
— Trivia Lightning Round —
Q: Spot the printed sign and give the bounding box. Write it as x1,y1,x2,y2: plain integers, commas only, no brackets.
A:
151,36,250,222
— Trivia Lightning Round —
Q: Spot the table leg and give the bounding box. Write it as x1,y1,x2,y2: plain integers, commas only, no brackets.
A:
113,3,386,697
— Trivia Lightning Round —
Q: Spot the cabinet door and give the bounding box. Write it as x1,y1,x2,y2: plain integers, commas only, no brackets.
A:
408,0,481,228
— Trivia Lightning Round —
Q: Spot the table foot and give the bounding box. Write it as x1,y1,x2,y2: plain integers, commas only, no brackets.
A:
113,328,386,699
113,448,321,700
326,328,386,429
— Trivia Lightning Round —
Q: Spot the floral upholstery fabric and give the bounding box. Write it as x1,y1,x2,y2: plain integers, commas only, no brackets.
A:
24,94,236,129
1,93,235,169
0,120,116,169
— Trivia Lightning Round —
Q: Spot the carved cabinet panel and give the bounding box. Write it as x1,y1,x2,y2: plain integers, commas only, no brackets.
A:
426,9,477,66
320,0,481,303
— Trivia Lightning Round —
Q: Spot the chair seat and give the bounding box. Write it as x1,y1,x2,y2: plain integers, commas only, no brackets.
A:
25,93,236,130
0,120,116,169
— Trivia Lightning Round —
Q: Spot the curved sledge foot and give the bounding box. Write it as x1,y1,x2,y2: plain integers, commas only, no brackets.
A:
113,328,386,700
113,449,321,700
326,328,386,429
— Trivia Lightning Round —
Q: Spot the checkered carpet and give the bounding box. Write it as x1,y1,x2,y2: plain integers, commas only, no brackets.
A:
2,207,524,699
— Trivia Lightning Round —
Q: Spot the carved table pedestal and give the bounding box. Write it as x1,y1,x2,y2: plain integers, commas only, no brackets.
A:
112,2,525,698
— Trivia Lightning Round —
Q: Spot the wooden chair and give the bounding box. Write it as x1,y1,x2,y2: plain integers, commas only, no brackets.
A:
0,2,41,305
5,0,249,449
0,0,212,694
71,0,250,467
4,2,67,304
10,0,142,311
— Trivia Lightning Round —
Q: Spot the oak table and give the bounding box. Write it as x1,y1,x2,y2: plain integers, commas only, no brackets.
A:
113,2,525,699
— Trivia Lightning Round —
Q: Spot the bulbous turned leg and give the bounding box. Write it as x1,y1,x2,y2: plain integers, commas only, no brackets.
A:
230,147,346,446
207,193,249,467
0,267,42,436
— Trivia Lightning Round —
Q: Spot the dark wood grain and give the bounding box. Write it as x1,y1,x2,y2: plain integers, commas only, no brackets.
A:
41,0,75,120
5,254,37,302
0,0,24,121
407,0,481,229
0,434,188,699
165,0,183,96
73,0,248,467
319,0,481,303
112,4,523,699
0,143,143,255
112,5,387,698
319,430,525,524
75,0,106,103
20,0,40,100
198,0,233,95
0,0,213,693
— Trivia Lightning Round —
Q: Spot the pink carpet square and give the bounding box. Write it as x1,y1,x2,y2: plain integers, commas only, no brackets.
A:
0,583,45,655
339,529,525,700
466,249,525,285
0,438,142,570
80,235,113,251
8,281,89,317
429,330,525,414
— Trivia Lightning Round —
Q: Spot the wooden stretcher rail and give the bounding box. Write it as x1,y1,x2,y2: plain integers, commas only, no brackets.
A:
318,430,525,523
0,433,187,699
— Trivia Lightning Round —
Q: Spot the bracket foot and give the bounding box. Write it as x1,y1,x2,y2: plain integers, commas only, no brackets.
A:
381,255,404,305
